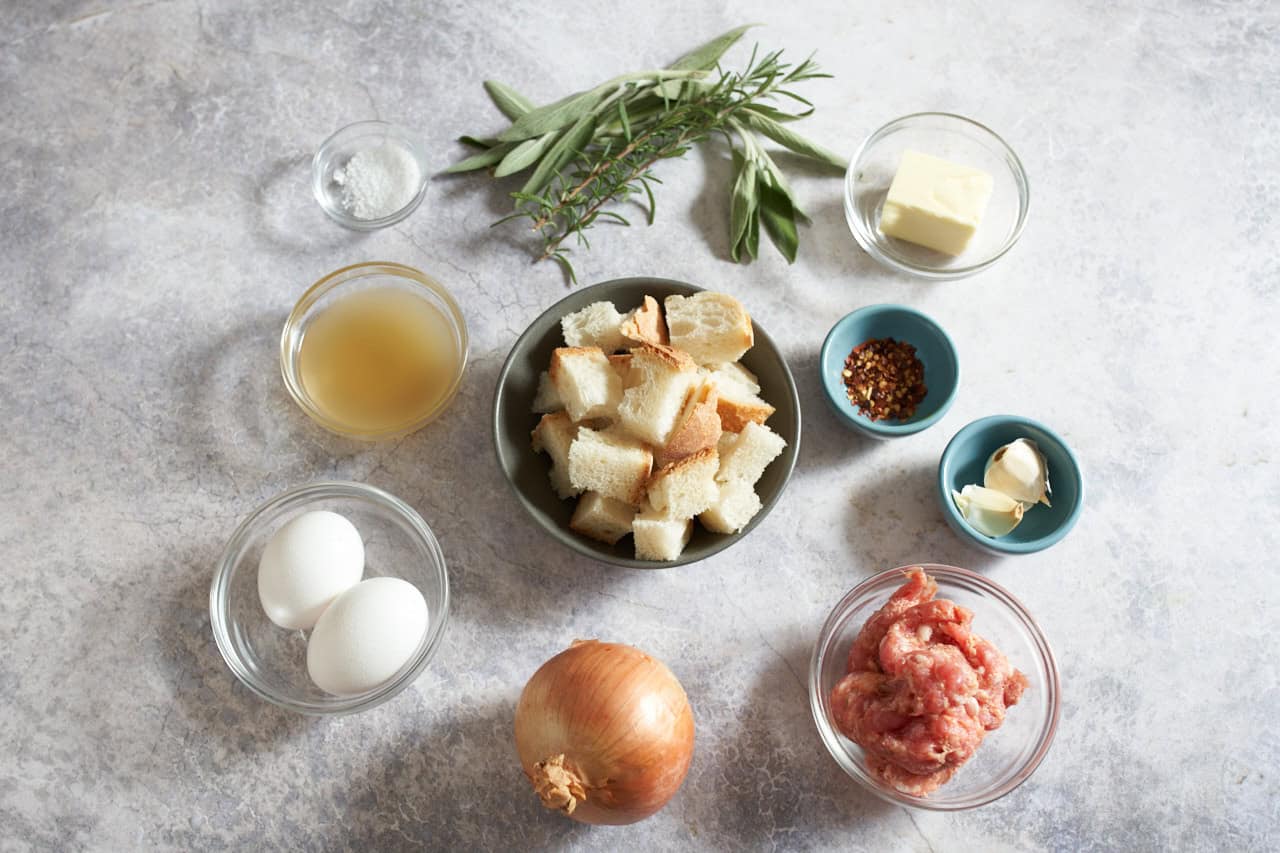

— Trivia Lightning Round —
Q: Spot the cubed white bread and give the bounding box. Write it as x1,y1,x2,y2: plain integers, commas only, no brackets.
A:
664,292,754,365
709,367,775,432
531,412,580,499
698,479,762,534
566,427,653,505
532,370,563,413
632,507,694,561
616,343,696,446
608,353,633,387
645,447,719,519
619,295,669,346
549,346,623,423
716,421,787,486
561,301,626,352
710,361,760,394
656,378,721,469
569,491,637,545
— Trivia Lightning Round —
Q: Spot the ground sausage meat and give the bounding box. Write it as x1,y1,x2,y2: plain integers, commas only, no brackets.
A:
830,568,1029,796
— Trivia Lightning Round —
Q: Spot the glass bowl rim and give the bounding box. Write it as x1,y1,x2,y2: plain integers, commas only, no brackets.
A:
279,260,469,440
209,479,451,716
843,111,1031,280
311,119,429,230
808,563,1061,810
818,303,960,438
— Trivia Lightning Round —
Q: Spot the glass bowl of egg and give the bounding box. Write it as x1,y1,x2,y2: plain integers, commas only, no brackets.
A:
210,481,450,715
845,112,1030,280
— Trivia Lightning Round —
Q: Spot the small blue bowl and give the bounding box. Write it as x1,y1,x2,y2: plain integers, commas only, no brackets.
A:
938,415,1085,555
819,304,959,439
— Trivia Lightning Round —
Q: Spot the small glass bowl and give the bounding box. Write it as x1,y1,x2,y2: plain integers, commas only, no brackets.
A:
845,113,1030,279
809,564,1060,810
280,261,469,440
210,481,450,716
312,120,429,230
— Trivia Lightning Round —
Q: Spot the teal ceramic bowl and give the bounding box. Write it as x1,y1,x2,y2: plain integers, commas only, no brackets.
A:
819,304,959,439
493,277,801,569
938,415,1084,555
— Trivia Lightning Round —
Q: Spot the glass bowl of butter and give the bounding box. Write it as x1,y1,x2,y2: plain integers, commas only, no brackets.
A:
845,113,1029,280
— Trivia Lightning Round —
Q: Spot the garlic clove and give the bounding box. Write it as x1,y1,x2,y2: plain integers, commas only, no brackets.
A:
952,485,1025,537
984,438,1051,509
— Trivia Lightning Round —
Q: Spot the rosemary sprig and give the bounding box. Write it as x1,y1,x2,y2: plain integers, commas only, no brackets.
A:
446,26,846,282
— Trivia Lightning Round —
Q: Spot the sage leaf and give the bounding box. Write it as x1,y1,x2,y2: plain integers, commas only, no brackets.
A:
740,110,847,169
484,80,536,120
729,151,757,262
743,205,760,260
443,141,518,173
459,135,499,149
499,89,602,142
755,151,809,221
668,23,756,71
494,131,558,177
759,183,799,263
520,111,596,195
618,99,632,142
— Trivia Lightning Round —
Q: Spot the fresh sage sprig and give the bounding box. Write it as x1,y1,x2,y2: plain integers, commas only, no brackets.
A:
445,25,846,281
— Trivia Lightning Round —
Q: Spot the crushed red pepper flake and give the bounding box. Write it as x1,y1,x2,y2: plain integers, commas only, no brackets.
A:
842,337,927,421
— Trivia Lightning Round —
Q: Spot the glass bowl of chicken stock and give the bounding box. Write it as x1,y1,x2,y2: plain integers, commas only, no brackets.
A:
809,564,1060,810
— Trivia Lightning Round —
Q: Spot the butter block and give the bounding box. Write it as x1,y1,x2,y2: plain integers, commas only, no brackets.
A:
879,150,994,256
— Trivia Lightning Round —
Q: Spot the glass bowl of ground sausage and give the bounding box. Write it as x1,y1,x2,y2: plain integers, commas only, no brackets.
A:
809,564,1060,810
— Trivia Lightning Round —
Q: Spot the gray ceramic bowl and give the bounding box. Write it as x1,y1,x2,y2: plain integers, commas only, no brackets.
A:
493,277,800,568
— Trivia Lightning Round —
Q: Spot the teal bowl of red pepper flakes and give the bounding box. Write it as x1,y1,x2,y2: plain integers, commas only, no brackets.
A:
819,304,960,439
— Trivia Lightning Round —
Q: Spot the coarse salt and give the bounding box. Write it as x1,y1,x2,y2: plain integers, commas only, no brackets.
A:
332,143,422,220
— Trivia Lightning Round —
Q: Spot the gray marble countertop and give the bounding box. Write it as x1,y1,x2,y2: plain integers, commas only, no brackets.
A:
2,1,1277,850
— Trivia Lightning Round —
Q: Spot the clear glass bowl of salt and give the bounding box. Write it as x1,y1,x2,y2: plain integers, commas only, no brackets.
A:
312,121,429,230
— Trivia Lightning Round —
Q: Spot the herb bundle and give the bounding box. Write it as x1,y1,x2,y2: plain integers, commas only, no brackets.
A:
445,25,846,282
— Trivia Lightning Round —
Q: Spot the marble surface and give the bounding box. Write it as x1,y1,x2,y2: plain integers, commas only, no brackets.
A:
1,1,1277,850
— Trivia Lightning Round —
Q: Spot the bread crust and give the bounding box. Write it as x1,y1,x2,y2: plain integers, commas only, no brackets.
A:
549,346,606,382
620,295,669,346
646,445,717,490
716,397,775,433
631,341,696,373
657,381,721,468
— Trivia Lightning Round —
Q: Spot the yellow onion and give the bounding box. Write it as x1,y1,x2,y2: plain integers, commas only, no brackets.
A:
514,640,695,825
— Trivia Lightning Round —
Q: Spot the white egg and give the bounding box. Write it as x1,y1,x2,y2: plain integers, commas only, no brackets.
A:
257,510,364,630
306,577,429,696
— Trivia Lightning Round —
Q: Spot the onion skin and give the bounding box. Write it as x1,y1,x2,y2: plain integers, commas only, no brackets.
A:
514,640,695,825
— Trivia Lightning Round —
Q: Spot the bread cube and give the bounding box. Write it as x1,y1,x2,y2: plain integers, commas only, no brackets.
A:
616,343,696,446
657,379,721,469
567,427,653,505
708,367,775,432
531,412,580,499
710,361,760,394
532,370,563,414
664,292,753,365
633,506,694,561
561,301,626,352
646,447,719,519
619,295,668,346
699,479,762,534
608,353,633,387
569,491,637,545
716,422,786,486
550,346,623,423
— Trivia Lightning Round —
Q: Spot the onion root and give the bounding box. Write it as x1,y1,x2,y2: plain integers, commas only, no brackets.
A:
531,754,588,815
